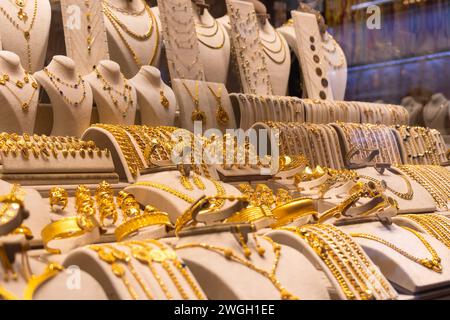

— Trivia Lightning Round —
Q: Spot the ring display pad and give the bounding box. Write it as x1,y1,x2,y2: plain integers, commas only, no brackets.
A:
339,222,450,295
124,171,243,224
0,134,117,186
291,11,333,100
395,126,448,166
175,231,331,299
157,0,205,81
230,94,305,130
0,0,51,73
60,0,110,76
172,79,236,132
0,250,107,300
226,0,272,95
331,123,407,167
64,240,206,300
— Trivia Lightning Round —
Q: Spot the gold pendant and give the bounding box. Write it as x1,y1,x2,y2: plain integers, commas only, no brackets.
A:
22,103,29,111
17,8,28,22
191,109,206,123
216,107,230,125
160,90,169,108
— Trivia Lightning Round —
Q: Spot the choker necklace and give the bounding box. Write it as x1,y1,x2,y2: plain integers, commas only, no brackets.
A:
93,65,133,118
182,80,206,124
0,72,38,111
0,0,38,72
43,67,87,107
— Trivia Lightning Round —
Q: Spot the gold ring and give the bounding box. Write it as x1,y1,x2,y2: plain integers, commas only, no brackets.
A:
49,187,68,212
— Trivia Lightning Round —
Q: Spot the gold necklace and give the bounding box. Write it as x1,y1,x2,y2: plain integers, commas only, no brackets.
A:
260,31,286,65
358,172,413,200
0,0,37,72
93,65,133,118
196,22,226,50
102,0,146,16
207,84,229,125
402,214,450,249
8,0,27,22
176,237,299,300
85,0,94,55
181,80,206,124
0,72,38,111
160,86,169,109
43,68,87,107
351,226,442,273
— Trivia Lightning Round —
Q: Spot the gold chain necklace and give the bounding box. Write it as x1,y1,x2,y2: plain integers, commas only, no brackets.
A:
207,84,229,125
181,80,206,124
102,0,146,16
0,0,37,72
351,226,442,273
402,214,450,249
0,72,38,111
43,68,87,107
8,0,28,21
358,173,414,200
93,66,133,118
176,237,299,300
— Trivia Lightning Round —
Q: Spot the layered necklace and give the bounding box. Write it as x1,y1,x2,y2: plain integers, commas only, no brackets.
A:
93,65,133,118
0,0,38,72
321,34,345,69
0,71,38,111
195,18,226,50
260,29,287,65
102,0,159,68
43,67,87,107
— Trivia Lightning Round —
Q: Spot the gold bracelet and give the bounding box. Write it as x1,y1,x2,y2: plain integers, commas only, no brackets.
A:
271,198,318,228
115,210,173,242
225,206,272,224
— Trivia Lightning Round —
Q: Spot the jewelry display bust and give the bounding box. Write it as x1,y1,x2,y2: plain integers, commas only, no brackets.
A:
401,96,424,126
193,0,231,84
0,50,39,134
423,93,450,135
34,55,93,137
129,66,176,126
85,60,137,125
0,0,51,73
102,0,162,78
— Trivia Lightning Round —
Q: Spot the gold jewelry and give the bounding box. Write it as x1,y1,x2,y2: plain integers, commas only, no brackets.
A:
116,191,141,219
102,0,146,16
260,31,287,65
402,214,450,249
196,19,226,50
0,0,37,72
92,66,133,118
48,187,68,212
95,181,118,227
271,198,318,228
192,175,206,190
176,237,299,300
160,88,169,108
207,84,230,125
133,181,196,204
23,263,64,300
351,226,442,273
225,206,271,224
43,67,87,107
179,175,194,191
182,80,206,124
0,72,39,111
358,171,414,201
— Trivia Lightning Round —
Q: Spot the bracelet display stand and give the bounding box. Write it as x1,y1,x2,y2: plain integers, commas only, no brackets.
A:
129,66,177,127
0,0,51,73
60,0,110,76
34,55,93,137
175,231,331,299
0,51,39,134
157,0,205,81
192,1,231,84
85,60,137,125
339,222,450,295
102,0,162,78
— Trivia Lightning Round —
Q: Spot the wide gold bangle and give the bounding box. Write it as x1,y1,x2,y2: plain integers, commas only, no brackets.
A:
225,206,272,224
115,211,172,242
271,198,318,228
41,217,94,254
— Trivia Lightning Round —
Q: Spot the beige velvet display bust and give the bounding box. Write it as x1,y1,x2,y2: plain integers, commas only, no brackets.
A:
423,93,450,135
0,51,39,134
85,60,137,125
34,55,93,137
0,0,51,73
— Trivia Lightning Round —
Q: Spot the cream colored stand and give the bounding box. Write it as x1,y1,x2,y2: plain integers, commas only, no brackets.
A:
129,66,176,126
85,60,137,125
0,0,51,73
64,241,206,300
320,32,347,100
339,222,450,294
0,251,107,300
175,231,331,299
34,56,93,137
103,1,162,78
192,2,230,84
0,51,39,134
401,96,423,125
423,93,450,135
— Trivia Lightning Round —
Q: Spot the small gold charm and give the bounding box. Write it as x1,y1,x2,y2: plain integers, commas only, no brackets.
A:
191,109,206,123
216,107,230,125
160,89,169,108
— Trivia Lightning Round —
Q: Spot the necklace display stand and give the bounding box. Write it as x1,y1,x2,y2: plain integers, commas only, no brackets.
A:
85,60,137,125
34,55,93,137
129,66,176,126
102,0,162,78
423,93,450,135
0,51,39,134
0,0,51,73
192,1,230,84
401,96,424,126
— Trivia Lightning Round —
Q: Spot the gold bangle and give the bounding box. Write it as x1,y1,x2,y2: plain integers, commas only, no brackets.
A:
225,206,272,224
271,198,318,228
41,217,94,255
115,210,173,242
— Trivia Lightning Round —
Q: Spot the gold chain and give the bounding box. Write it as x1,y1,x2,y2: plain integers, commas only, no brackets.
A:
402,214,450,249
43,68,87,107
181,80,206,124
